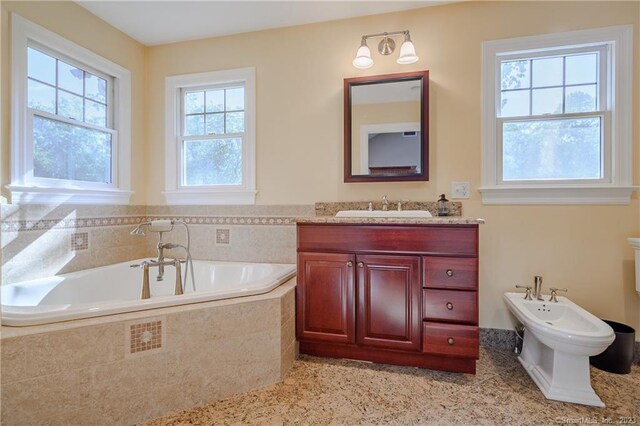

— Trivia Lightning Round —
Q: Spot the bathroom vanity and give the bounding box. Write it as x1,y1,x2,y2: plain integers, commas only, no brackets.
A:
295,216,482,374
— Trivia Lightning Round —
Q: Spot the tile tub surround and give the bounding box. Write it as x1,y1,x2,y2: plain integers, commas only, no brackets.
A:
144,349,639,425
1,204,315,283
0,280,296,425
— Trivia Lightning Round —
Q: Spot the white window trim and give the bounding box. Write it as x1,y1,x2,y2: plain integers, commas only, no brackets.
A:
480,25,636,205
164,67,256,205
358,122,420,174
8,14,132,205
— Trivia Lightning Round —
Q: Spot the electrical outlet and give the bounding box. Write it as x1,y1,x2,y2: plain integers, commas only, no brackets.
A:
451,182,470,199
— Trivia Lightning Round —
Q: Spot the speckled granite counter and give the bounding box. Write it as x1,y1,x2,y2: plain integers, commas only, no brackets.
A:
295,216,485,225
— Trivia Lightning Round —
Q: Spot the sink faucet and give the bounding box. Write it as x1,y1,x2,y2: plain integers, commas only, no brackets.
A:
534,275,544,300
382,195,389,211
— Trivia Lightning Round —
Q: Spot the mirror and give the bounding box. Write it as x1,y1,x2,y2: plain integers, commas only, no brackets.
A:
344,71,429,182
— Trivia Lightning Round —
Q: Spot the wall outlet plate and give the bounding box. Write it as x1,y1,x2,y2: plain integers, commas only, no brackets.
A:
452,182,470,199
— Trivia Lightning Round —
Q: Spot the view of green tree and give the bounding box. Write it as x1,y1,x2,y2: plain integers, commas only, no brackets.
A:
184,138,242,185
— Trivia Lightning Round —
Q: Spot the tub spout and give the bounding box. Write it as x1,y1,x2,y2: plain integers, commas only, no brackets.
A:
174,259,183,296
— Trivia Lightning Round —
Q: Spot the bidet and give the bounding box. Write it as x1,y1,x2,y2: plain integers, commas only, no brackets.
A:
504,290,614,407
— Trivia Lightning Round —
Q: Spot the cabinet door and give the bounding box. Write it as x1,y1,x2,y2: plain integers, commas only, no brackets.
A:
356,255,421,351
297,252,356,343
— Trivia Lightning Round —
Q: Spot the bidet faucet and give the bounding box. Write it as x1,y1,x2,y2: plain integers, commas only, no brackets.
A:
382,195,389,211
534,276,544,300
548,287,568,303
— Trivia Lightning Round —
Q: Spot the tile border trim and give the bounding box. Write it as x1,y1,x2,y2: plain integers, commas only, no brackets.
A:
1,215,299,232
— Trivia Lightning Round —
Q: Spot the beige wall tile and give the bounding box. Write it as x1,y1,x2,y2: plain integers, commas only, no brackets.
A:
0,337,25,384
23,323,124,377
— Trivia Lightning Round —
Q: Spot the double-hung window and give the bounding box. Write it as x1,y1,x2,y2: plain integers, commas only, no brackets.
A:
481,26,634,204
164,68,256,205
10,14,132,204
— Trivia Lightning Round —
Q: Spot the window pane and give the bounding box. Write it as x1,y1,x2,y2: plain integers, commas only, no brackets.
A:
532,87,563,115
500,90,529,117
185,91,204,114
566,54,597,85
85,100,107,127
85,73,107,103
58,61,84,95
501,60,530,90
205,113,224,134
225,87,244,111
58,90,83,121
532,57,563,88
205,90,224,112
503,117,601,181
183,138,242,185
185,115,204,136
565,84,597,113
226,112,245,133
33,115,112,183
28,79,56,113
27,48,56,85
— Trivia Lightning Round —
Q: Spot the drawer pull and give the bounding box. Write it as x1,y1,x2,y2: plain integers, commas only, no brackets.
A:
347,261,353,267
446,302,454,310
357,262,364,268
447,337,455,345
446,269,454,277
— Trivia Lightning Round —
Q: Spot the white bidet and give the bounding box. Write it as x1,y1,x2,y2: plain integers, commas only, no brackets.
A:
504,292,614,407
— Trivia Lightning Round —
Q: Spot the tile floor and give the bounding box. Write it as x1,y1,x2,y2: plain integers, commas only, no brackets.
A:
145,348,639,425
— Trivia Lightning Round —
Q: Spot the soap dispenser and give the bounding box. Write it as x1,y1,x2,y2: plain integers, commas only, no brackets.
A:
437,194,450,216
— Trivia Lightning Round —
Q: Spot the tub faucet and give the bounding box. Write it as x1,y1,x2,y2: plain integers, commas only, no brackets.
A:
534,275,544,300
382,195,389,211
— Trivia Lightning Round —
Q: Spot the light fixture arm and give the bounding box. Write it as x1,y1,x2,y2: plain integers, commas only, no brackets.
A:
360,30,409,41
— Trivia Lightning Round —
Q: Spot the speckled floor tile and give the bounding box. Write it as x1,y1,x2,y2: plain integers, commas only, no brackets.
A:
143,350,638,426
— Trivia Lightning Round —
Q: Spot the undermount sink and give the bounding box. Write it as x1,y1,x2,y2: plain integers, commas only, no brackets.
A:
335,210,433,218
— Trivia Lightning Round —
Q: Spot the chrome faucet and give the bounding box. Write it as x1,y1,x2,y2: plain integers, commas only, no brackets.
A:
382,195,389,211
548,287,568,303
397,201,403,211
131,258,183,299
515,285,533,300
534,275,544,300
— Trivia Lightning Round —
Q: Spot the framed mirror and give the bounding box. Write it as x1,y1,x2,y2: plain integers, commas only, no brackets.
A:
344,70,429,182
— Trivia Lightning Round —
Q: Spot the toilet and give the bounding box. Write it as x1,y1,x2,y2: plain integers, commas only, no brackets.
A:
503,292,614,407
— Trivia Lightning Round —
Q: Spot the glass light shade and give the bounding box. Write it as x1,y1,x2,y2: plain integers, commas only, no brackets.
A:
353,45,373,69
397,40,419,65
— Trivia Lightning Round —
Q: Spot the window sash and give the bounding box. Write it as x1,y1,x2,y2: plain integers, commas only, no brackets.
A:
180,86,245,138
27,41,114,129
26,108,118,189
496,111,610,185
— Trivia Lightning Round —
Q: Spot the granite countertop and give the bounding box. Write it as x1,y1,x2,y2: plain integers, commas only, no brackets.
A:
295,216,485,225
296,201,485,225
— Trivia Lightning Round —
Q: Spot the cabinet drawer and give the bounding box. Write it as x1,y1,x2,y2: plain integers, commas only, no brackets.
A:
424,257,477,290
423,289,477,324
422,323,479,358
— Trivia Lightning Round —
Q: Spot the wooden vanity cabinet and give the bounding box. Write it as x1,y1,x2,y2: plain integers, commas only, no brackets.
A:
296,223,480,374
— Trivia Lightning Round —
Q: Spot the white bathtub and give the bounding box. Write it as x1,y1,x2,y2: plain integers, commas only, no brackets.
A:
1,259,296,326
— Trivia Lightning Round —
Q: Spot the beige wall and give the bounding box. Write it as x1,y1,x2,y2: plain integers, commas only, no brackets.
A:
0,1,147,204
1,1,639,332
351,101,420,173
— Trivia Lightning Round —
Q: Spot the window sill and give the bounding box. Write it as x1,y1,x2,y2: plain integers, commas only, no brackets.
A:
478,185,638,205
7,185,133,205
163,189,257,205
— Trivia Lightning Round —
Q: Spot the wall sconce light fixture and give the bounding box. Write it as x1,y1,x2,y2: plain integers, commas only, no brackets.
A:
352,30,419,69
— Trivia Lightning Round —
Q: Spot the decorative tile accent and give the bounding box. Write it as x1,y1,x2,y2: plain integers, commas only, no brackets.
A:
70,232,89,251
128,320,163,355
1,215,298,233
216,228,230,245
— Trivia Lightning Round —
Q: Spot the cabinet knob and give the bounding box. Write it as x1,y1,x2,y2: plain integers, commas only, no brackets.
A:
446,269,454,277
447,337,455,345
347,261,353,267
446,302,454,310
357,262,364,268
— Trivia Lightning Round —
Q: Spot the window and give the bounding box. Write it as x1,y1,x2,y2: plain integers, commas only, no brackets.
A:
481,26,634,204
10,14,132,204
164,68,256,205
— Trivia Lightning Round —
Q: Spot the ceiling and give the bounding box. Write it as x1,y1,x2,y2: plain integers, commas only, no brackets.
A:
76,1,448,46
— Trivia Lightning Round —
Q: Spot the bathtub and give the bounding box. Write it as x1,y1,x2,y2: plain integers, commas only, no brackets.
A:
1,259,296,326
